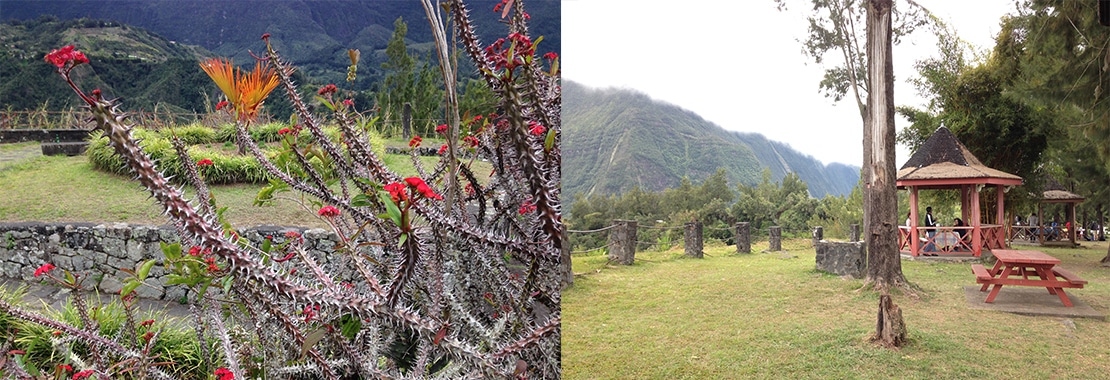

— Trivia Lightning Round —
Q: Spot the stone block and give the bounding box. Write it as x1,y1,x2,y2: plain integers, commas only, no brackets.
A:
815,241,866,278
98,276,124,295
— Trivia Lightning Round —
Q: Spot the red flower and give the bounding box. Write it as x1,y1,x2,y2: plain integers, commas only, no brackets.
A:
384,182,407,203
278,127,296,136
408,135,422,148
140,319,155,327
342,99,354,107
215,367,234,380
463,135,479,148
261,33,271,40
519,199,537,215
141,331,154,342
215,100,229,111
318,205,340,217
302,305,319,323
529,122,546,136
73,370,94,380
438,144,448,155
543,52,558,61
53,330,63,336
34,263,55,277
317,84,338,96
197,158,214,167
45,45,88,68
58,364,73,372
284,231,301,239
435,124,448,135
91,89,101,98
404,177,442,200
188,246,202,256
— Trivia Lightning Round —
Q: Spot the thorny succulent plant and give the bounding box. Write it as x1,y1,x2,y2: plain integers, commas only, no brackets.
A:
0,1,562,378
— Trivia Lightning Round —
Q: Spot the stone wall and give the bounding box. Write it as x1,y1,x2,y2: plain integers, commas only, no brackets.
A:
0,222,346,302
0,129,92,144
815,240,866,278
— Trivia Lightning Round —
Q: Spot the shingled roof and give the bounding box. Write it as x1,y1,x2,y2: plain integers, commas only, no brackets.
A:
897,127,1022,183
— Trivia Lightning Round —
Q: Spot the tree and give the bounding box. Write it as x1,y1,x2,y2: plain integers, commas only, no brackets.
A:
998,1,1110,263
378,16,443,136
778,0,929,287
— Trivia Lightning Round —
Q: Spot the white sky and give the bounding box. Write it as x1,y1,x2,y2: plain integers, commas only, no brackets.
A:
562,0,1018,168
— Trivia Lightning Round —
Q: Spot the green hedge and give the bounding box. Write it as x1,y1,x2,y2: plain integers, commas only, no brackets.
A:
87,124,387,184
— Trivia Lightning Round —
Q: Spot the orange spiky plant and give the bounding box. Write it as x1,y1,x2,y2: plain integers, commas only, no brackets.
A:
199,58,279,122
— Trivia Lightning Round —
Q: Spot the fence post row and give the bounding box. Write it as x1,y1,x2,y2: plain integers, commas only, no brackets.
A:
812,226,824,247
850,224,861,243
769,226,782,252
608,219,637,265
735,222,750,254
684,222,703,258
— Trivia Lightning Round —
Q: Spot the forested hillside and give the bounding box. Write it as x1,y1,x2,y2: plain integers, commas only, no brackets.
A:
563,80,859,203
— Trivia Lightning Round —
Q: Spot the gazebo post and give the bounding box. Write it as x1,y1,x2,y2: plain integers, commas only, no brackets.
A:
971,185,982,257
1069,202,1077,245
996,185,1006,248
1038,203,1045,245
910,186,920,256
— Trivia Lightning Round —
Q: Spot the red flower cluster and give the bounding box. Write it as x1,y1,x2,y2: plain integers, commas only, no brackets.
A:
519,199,537,215
484,33,534,72
188,246,201,256
261,33,271,40
73,370,95,380
404,177,443,200
197,158,214,167
493,0,510,12
204,257,218,272
384,182,408,204
215,367,234,380
318,84,338,95
140,319,155,327
543,52,559,61
463,135,480,148
284,231,301,240
529,122,546,136
302,304,319,323
342,99,354,107
278,127,298,136
141,331,154,342
57,364,73,372
44,45,88,69
435,124,448,135
215,100,229,111
438,144,448,155
408,135,422,148
34,263,55,277
318,205,341,218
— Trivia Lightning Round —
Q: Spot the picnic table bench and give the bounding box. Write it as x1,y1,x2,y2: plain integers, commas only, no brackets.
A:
970,249,1085,307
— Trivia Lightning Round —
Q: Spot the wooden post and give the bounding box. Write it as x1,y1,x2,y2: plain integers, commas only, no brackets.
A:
850,224,861,243
769,226,782,252
607,220,637,265
402,102,413,140
971,186,982,257
684,222,703,258
813,226,824,247
909,186,918,255
735,222,751,254
560,224,573,289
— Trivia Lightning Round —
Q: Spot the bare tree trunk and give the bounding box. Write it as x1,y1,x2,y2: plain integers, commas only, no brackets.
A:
864,0,907,348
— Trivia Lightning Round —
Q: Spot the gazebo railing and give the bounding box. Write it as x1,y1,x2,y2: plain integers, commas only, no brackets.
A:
899,225,1005,256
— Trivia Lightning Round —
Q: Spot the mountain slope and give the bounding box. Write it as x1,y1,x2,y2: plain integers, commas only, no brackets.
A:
563,81,859,202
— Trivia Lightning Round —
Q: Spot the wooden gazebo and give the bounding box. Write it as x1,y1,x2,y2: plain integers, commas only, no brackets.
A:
896,127,1023,257
1035,188,1085,247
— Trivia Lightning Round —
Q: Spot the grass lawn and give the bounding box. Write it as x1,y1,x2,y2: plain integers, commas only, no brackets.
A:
564,240,1110,379
0,142,480,228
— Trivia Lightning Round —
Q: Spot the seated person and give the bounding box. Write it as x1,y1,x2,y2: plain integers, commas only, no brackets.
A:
953,218,968,251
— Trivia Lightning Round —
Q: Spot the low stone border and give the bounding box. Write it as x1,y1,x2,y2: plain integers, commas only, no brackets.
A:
0,222,354,303
0,129,92,144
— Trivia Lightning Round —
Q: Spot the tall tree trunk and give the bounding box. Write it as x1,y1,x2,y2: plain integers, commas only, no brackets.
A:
865,0,908,348
864,0,905,289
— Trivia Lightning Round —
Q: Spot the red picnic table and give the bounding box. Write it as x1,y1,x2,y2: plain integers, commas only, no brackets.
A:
970,249,1087,307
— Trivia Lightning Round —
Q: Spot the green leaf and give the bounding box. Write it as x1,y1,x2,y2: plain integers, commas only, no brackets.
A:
165,274,188,286
380,192,403,227
137,259,156,280
339,314,361,340
398,233,408,248
223,275,234,295
161,242,181,261
64,271,75,285
351,193,374,207
544,127,556,152
261,238,272,253
121,280,141,297
300,327,328,359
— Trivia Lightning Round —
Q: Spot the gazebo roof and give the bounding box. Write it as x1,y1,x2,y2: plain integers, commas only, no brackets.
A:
896,127,1022,187
1042,189,1085,202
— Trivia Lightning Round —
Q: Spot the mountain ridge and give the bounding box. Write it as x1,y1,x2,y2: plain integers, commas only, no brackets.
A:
563,80,860,203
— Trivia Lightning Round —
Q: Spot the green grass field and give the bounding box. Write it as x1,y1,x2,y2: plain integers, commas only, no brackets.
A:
0,141,470,228
564,240,1110,379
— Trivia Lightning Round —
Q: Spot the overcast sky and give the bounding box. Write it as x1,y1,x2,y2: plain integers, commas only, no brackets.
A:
562,0,1018,168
